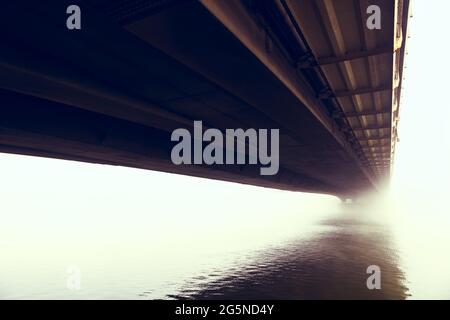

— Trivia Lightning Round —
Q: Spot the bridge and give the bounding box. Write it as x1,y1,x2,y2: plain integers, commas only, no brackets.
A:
0,0,409,198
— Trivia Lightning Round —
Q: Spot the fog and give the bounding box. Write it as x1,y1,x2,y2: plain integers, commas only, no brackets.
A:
1,0,450,300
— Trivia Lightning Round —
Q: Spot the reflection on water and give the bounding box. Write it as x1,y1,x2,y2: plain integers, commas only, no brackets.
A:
1,203,412,300
1,205,410,300
0,153,412,300
1,154,449,300
160,214,409,300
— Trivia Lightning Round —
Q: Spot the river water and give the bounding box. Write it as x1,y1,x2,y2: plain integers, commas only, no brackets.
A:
169,212,409,300
2,207,408,300
1,154,449,300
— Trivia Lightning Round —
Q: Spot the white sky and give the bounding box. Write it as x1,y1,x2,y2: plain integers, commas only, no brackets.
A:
387,0,450,299
391,0,450,210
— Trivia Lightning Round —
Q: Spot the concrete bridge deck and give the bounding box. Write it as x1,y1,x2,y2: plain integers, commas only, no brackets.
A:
0,0,409,198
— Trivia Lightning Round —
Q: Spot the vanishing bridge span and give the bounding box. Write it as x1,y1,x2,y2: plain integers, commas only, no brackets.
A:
0,0,409,198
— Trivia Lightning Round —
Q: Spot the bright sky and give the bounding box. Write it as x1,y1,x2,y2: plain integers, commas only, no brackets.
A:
387,0,450,299
391,0,450,211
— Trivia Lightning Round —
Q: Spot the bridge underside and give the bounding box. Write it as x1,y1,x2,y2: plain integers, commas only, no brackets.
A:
0,0,409,198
